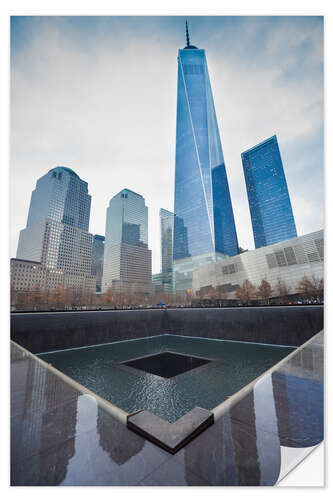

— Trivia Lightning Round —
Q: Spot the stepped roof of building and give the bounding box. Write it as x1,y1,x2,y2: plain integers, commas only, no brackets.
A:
49,166,80,179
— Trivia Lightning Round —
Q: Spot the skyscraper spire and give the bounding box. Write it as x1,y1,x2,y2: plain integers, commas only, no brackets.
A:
173,24,239,292
185,20,190,47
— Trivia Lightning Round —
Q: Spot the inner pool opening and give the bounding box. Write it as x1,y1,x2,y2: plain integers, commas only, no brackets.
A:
38,334,295,423
122,351,211,378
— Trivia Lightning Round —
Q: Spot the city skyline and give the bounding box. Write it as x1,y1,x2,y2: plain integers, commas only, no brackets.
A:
10,16,324,273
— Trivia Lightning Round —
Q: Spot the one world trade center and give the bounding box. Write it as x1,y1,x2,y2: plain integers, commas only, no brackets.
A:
173,22,239,292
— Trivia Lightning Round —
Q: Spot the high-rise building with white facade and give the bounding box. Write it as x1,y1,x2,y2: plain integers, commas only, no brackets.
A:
102,189,153,295
15,166,96,292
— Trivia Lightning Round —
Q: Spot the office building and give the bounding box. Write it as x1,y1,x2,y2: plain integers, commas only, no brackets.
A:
92,234,105,292
192,230,323,298
158,208,174,293
15,166,96,292
173,23,239,292
102,189,153,295
241,135,297,249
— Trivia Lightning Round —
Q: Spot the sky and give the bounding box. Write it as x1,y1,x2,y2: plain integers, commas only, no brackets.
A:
10,15,324,273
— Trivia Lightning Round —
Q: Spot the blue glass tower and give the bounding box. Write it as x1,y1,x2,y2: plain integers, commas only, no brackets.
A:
241,135,297,249
173,24,238,261
173,23,239,292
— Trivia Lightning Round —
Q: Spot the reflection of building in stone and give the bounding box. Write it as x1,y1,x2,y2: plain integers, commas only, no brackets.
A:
11,354,77,485
229,391,261,485
192,230,324,298
97,406,144,464
183,393,261,485
271,346,324,448
183,415,237,485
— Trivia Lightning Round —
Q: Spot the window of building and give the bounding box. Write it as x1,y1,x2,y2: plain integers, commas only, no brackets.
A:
274,251,287,267
265,253,277,269
284,247,297,266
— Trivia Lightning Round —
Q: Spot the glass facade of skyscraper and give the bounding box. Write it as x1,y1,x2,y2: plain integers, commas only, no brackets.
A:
92,234,105,292
173,43,239,263
26,166,91,232
160,209,174,275
16,166,96,291
102,189,152,294
156,208,174,292
241,135,297,249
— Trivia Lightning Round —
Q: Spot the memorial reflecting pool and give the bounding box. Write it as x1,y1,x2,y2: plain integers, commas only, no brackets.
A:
39,335,294,422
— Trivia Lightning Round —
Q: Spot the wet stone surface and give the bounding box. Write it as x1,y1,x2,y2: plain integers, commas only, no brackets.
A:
127,407,214,453
11,331,324,486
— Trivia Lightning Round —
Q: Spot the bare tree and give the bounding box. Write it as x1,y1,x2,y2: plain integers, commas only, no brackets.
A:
102,288,114,306
235,279,257,305
27,284,43,310
296,275,324,302
10,288,21,307
82,289,96,307
257,279,273,305
48,285,66,308
215,286,229,307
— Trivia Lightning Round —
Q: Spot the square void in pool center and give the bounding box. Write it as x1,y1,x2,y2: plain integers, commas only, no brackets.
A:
122,351,211,378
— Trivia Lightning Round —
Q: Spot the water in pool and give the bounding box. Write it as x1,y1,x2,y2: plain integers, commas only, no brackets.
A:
38,335,295,422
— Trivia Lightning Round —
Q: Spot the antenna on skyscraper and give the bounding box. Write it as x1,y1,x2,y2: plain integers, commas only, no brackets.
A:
185,20,190,47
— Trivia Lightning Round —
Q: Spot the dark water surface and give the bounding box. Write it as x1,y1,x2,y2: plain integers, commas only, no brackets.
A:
39,335,295,422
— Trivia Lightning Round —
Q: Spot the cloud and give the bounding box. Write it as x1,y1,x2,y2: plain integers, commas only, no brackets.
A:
10,16,323,271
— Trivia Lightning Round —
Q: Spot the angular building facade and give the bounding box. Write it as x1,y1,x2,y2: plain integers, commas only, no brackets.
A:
16,166,96,292
241,135,297,249
192,229,323,299
173,24,239,293
102,189,153,295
